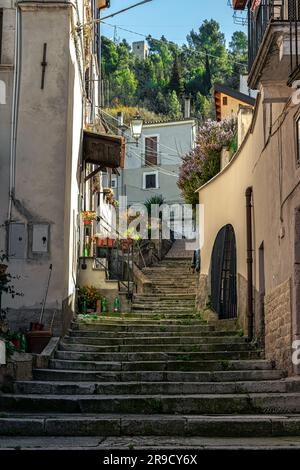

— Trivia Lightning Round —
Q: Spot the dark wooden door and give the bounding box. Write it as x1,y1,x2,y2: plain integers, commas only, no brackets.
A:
211,225,237,319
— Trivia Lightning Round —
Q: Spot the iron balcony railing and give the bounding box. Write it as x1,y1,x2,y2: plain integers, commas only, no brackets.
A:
248,0,300,77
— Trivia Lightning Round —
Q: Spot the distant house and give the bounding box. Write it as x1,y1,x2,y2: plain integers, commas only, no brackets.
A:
132,41,149,61
214,83,256,121
115,118,197,205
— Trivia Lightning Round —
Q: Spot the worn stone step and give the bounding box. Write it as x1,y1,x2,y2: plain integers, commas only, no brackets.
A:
3,414,300,438
133,294,196,300
129,310,197,316
64,335,247,346
33,368,285,383
13,379,300,396
58,341,254,353
74,318,208,326
48,358,271,372
54,350,263,363
130,306,196,312
3,393,300,414
69,328,239,337
75,323,216,331
131,302,196,307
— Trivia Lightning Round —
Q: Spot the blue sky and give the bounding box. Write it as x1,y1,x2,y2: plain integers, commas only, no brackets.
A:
101,0,247,46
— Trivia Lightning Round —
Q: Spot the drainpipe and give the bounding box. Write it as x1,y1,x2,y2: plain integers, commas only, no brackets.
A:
245,187,254,342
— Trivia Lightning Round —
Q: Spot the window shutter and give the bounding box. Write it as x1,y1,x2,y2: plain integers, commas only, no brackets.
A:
145,137,158,166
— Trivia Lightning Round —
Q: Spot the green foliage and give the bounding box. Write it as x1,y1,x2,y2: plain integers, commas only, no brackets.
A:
144,195,165,214
178,118,237,205
101,20,248,119
77,286,100,310
103,106,163,124
0,252,23,300
168,91,182,120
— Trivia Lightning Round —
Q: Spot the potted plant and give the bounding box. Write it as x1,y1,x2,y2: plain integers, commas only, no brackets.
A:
81,211,96,225
77,285,100,313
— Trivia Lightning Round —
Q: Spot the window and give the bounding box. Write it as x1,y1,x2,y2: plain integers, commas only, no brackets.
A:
223,96,228,106
111,178,117,189
296,115,300,164
145,136,158,166
0,9,3,64
143,171,158,190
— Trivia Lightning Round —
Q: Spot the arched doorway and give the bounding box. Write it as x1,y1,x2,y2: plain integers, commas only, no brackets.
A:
211,224,237,319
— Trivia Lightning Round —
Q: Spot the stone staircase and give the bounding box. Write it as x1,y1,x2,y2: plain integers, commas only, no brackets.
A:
2,257,300,448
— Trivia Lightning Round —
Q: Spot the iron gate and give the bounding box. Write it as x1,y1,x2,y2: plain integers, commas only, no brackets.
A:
211,225,237,319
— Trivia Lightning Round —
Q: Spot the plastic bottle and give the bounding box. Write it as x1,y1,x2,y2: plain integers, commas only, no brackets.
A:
114,297,121,313
20,334,27,353
101,296,107,314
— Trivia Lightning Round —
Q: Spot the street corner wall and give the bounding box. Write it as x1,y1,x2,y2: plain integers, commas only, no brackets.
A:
195,273,208,311
237,273,248,333
265,278,293,374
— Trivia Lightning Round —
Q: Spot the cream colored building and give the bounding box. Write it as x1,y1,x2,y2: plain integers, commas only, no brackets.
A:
0,0,120,334
197,0,300,375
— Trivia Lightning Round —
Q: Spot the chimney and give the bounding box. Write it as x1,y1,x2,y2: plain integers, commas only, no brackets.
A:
117,111,124,128
184,96,191,119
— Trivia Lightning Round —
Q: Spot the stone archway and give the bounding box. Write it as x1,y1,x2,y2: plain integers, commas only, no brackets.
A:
211,224,237,319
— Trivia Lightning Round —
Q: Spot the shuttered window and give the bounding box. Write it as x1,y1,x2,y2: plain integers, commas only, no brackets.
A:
145,136,158,166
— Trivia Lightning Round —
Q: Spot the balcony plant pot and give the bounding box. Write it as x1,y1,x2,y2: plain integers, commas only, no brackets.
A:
97,238,114,248
26,331,52,354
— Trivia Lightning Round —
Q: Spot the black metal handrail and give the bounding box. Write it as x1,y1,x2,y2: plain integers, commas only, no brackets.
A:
248,0,300,77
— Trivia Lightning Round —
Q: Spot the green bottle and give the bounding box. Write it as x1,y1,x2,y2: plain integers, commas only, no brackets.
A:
20,334,27,353
114,297,121,313
82,300,87,314
101,296,107,314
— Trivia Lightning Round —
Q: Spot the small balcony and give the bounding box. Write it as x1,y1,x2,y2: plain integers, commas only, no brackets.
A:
243,0,300,88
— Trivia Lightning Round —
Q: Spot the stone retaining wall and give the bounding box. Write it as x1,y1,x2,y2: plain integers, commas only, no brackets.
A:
265,278,292,374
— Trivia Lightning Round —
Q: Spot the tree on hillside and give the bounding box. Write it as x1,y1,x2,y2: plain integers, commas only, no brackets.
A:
169,54,185,97
168,91,182,120
227,31,248,89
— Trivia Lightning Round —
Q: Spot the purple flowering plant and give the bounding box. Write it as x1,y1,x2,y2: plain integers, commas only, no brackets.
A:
178,118,237,205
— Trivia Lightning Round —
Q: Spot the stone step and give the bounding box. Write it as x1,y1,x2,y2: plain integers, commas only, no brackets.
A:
50,352,265,371
75,323,217,331
2,415,300,439
54,350,263,363
69,328,239,337
58,341,254,353
127,313,200,318
3,393,300,414
153,287,195,291
13,379,300,396
64,335,247,346
130,305,196,311
133,294,196,300
33,368,284,383
73,316,214,331
132,302,196,307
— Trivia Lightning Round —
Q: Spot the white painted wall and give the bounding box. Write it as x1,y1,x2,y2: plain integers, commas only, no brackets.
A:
121,120,197,204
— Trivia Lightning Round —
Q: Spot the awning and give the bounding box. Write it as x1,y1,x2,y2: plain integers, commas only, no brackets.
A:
83,131,125,169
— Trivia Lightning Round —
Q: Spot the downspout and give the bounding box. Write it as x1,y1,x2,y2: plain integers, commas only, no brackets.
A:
245,187,254,342
8,6,21,221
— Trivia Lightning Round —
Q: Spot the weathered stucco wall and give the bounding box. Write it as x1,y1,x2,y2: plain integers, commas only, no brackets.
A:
198,80,300,374
0,3,83,334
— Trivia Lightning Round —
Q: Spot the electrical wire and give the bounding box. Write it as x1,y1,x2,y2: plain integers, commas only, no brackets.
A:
101,21,248,67
99,112,182,174
100,108,191,159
